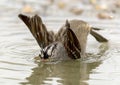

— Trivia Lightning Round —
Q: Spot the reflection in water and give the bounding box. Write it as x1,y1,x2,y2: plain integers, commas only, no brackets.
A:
21,61,101,85
21,43,108,85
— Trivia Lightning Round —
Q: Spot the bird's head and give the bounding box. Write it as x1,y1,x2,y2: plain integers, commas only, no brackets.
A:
39,42,68,61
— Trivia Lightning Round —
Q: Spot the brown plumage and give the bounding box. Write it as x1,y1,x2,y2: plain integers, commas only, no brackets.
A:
62,20,81,59
18,14,108,60
19,14,54,48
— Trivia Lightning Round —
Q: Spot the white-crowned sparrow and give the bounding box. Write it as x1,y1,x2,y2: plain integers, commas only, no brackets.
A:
18,14,108,61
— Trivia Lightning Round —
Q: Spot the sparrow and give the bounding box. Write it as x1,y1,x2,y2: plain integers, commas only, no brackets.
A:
18,14,108,61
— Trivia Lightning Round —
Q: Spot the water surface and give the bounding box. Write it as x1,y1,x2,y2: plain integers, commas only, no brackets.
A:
0,0,120,85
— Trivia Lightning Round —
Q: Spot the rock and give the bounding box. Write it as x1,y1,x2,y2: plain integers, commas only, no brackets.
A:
115,1,120,7
70,8,83,15
57,1,67,9
90,0,97,5
97,13,114,19
22,5,33,13
95,4,108,11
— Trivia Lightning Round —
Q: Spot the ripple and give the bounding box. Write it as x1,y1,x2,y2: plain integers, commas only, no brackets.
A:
81,42,110,63
0,39,40,64
0,67,24,72
0,40,39,54
0,60,34,66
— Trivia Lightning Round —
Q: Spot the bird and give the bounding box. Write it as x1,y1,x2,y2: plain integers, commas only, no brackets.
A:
18,14,108,61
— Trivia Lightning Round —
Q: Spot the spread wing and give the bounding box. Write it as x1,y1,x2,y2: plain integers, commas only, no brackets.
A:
63,20,81,59
18,14,54,48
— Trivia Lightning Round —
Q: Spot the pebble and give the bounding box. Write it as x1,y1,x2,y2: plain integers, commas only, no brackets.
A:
90,0,97,5
57,1,67,9
97,13,114,19
22,5,33,13
115,1,120,7
95,4,108,10
70,8,83,15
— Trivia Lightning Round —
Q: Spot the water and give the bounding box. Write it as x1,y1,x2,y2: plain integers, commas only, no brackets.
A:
0,0,120,85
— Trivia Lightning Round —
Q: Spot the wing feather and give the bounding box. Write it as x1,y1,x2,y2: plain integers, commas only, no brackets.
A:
62,20,81,59
18,14,54,48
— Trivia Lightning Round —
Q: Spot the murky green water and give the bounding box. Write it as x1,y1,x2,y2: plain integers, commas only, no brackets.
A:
0,0,120,85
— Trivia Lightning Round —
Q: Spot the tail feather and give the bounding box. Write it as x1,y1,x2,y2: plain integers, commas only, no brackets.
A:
91,27,102,30
90,30,108,42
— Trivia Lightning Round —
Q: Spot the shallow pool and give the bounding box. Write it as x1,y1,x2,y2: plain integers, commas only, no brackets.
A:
0,0,120,85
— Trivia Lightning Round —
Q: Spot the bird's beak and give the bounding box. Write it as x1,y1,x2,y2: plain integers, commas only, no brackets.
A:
39,54,50,62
